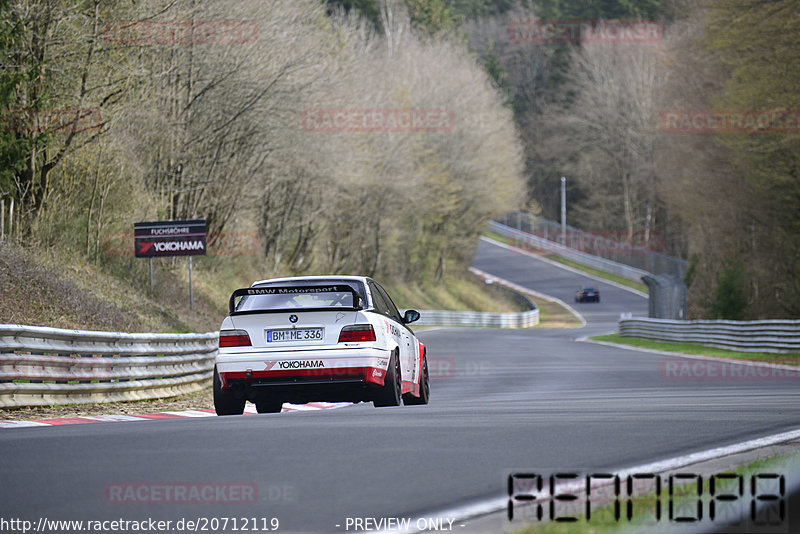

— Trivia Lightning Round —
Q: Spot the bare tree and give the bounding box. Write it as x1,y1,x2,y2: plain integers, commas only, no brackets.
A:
2,0,139,229
546,40,665,244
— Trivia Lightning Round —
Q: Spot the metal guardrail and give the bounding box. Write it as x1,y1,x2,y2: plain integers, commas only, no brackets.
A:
0,325,217,408
0,296,538,408
403,274,540,328
497,211,687,278
489,220,651,282
619,317,800,353
408,308,539,328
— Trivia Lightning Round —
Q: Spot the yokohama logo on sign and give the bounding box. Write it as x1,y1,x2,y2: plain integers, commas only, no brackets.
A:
134,219,207,258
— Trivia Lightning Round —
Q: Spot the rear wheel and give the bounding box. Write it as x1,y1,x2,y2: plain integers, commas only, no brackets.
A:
373,352,402,407
213,366,245,415
403,350,429,405
255,399,283,414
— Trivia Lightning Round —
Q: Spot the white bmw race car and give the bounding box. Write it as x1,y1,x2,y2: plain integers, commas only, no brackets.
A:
214,276,429,415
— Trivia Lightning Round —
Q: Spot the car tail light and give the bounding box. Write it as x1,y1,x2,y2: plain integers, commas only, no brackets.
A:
219,329,251,347
338,324,376,343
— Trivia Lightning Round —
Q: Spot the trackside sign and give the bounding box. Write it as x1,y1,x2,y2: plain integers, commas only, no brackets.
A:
134,219,207,258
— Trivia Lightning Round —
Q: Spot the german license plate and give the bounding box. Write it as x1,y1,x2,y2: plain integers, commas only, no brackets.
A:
266,328,323,342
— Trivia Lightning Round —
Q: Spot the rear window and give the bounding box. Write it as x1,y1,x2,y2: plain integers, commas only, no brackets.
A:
233,281,366,313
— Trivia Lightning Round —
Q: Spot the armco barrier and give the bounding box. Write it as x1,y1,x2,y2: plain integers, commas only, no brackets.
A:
406,308,539,328
496,211,687,278
489,220,651,282
619,317,800,353
403,279,539,328
0,301,538,407
0,325,218,408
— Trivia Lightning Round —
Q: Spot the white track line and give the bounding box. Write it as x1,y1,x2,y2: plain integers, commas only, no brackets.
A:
283,403,325,411
160,410,215,418
0,402,352,429
374,427,800,534
0,420,52,428
469,266,587,327
480,236,648,298
83,414,149,422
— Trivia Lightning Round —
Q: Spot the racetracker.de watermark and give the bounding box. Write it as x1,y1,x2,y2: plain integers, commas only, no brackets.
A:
428,356,489,379
508,20,663,43
103,482,296,505
0,108,102,134
300,108,455,133
660,358,800,381
660,110,800,134
103,20,258,45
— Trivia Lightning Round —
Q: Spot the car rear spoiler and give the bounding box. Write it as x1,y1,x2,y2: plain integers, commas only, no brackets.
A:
228,284,364,315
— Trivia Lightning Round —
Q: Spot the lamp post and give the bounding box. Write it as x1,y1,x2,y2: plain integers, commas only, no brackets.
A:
560,176,566,245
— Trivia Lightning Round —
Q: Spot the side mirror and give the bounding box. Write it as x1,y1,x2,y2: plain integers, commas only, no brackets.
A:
403,309,420,324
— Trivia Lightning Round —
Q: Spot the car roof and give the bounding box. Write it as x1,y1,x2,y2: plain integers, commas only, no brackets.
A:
250,275,371,287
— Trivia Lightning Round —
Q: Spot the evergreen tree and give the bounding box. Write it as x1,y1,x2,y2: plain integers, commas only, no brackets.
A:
709,262,748,320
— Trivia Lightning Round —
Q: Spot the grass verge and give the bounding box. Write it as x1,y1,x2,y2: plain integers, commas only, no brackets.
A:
546,256,649,293
384,274,527,313
484,231,649,293
528,294,582,328
1,240,526,334
592,333,800,367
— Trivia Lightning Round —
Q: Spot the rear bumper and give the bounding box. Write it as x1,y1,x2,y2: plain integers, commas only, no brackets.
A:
216,347,392,389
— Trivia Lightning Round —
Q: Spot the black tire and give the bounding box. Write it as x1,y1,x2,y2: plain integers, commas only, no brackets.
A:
255,399,283,414
213,366,245,416
403,350,429,405
373,352,402,407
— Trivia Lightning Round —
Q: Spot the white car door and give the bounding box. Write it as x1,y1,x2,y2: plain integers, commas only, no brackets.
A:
374,283,414,384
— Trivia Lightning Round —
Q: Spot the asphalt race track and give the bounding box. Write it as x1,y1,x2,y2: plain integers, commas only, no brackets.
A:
1,238,799,533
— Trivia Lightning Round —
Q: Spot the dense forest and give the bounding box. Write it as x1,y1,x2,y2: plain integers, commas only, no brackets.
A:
1,0,799,319
333,0,800,319
0,0,523,286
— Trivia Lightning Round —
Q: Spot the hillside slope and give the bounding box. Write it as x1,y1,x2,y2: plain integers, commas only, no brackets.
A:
0,243,524,333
